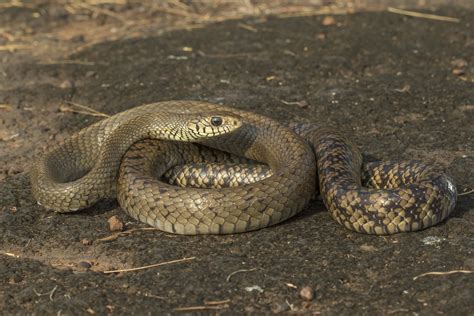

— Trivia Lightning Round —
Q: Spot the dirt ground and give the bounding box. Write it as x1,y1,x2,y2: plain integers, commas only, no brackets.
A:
1,1,473,315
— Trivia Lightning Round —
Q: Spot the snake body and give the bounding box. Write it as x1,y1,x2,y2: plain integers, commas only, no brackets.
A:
30,101,457,235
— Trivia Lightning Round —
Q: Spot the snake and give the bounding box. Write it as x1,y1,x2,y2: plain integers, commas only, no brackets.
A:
30,101,457,235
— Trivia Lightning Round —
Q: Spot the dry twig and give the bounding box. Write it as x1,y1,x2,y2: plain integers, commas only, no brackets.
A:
0,104,13,110
33,285,58,302
0,44,29,51
103,257,196,274
387,7,460,23
226,268,257,282
97,227,160,242
458,189,474,196
61,101,110,118
174,300,230,312
39,60,96,66
204,299,231,305
174,305,228,311
413,270,474,280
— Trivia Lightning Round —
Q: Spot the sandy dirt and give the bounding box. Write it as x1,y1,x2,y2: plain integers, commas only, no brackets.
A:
1,1,473,315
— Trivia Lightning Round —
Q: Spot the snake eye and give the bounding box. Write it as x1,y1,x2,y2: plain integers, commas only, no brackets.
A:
211,116,223,127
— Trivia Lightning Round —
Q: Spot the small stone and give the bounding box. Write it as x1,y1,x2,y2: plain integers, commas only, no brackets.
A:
360,244,377,252
81,238,92,246
451,58,468,76
316,33,326,40
108,215,124,232
451,58,468,68
86,71,96,77
77,261,92,271
299,286,314,301
452,68,465,76
59,80,74,89
322,16,336,26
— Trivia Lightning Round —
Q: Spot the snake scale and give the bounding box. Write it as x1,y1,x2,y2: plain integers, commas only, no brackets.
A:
30,101,457,235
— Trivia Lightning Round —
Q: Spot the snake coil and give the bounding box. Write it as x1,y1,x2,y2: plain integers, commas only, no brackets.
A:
31,101,457,235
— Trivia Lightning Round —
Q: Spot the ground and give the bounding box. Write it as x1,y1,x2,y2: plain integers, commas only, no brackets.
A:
1,2,473,315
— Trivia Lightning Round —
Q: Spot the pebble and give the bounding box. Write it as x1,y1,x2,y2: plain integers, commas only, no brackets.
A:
360,244,377,252
107,215,124,232
451,58,468,68
81,238,92,246
322,16,336,26
59,80,74,89
299,286,314,301
77,261,92,272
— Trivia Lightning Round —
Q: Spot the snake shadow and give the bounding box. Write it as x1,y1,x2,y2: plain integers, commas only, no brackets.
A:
69,199,120,217
275,198,327,227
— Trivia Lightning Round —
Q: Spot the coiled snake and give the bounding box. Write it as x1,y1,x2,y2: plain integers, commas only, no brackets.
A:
30,101,457,235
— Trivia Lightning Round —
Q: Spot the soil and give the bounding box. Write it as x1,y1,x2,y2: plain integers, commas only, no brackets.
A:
1,3,473,315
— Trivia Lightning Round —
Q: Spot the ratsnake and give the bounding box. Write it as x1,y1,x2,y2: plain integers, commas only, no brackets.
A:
30,101,457,235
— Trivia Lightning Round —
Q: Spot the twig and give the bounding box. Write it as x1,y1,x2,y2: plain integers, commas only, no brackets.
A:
0,44,29,51
204,299,231,305
33,285,58,301
413,270,474,280
199,51,257,59
0,104,13,110
62,101,110,118
0,1,24,8
151,6,200,18
273,7,348,18
72,2,127,22
174,305,229,311
458,76,474,83
458,189,474,196
103,257,196,274
280,99,309,108
286,299,295,311
167,0,192,11
97,227,160,242
39,60,96,66
0,133,19,141
238,23,258,32
226,268,257,282
82,0,127,4
388,309,410,314
387,7,460,23
143,293,166,299
0,31,15,41
174,300,230,312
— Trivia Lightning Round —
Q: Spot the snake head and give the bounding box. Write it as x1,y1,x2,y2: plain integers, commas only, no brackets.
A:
185,112,242,140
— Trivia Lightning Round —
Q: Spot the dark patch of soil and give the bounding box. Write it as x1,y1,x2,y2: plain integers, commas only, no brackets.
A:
1,5,473,315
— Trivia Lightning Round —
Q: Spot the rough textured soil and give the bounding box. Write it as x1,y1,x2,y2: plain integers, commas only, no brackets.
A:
1,5,474,315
